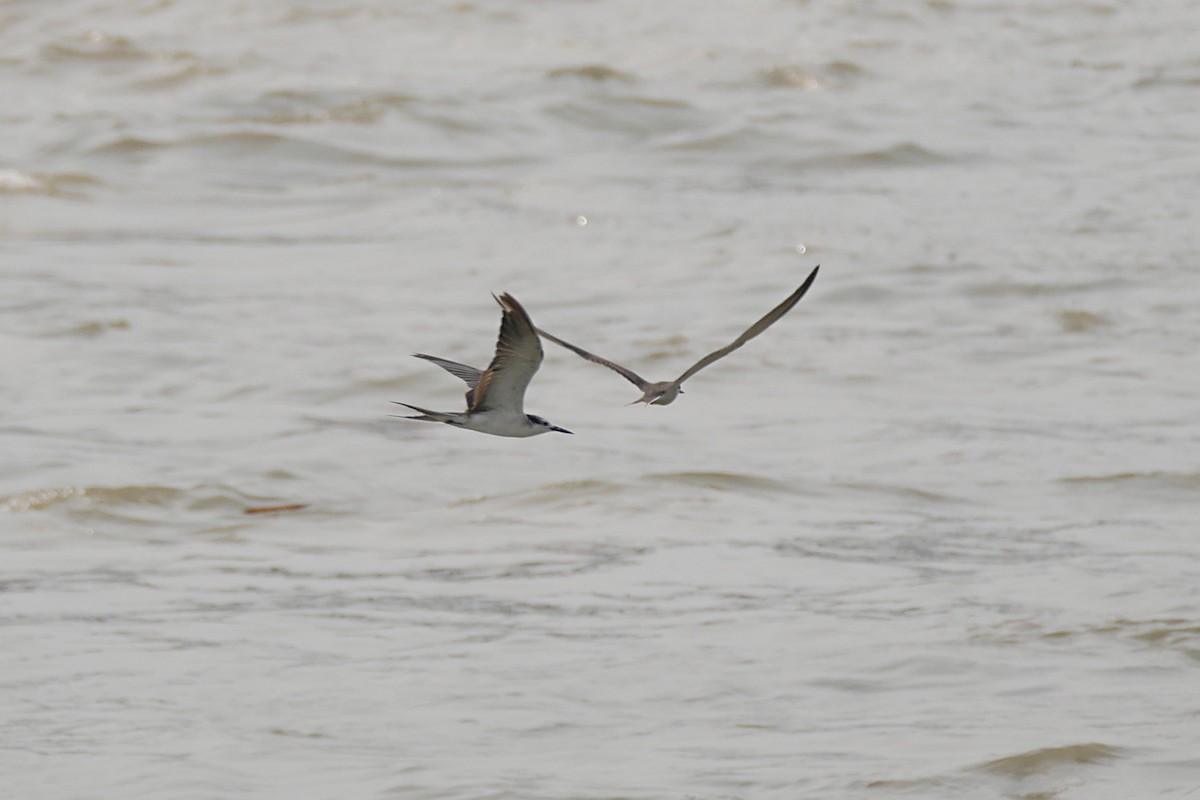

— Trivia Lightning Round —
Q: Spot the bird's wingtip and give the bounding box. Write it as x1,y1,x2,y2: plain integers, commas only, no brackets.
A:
493,292,517,310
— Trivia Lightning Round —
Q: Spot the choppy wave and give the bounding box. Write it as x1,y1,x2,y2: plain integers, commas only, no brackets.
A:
834,481,962,504
980,617,1200,662
777,525,1082,567
759,59,867,90
657,125,787,155
90,131,376,163
1057,309,1112,332
2,483,307,528
1059,470,1200,487
449,479,627,512
964,276,1129,298
818,283,898,304
450,470,802,513
38,30,175,63
644,470,800,495
133,62,234,91
1059,470,1200,502
1133,70,1200,90
547,64,636,83
215,90,416,126
400,541,646,583
975,742,1125,779
654,133,961,173
786,142,959,170
0,168,99,197
86,130,533,173
544,95,703,138
42,319,131,338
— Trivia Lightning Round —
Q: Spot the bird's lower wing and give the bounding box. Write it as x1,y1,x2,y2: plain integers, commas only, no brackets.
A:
674,265,820,385
413,354,482,389
538,327,650,391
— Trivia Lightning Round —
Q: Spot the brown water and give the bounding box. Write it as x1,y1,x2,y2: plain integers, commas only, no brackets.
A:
3,1,1199,798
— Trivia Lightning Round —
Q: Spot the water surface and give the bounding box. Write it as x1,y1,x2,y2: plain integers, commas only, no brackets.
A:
3,2,1199,798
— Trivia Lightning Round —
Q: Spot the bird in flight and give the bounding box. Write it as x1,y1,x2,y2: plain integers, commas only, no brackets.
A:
394,293,573,437
538,265,819,406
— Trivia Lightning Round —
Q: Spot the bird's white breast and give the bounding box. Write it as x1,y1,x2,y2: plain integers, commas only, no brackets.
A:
461,410,543,438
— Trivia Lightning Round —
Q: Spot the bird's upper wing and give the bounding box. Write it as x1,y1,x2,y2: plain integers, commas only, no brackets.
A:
673,265,820,386
470,293,544,413
413,354,482,388
537,327,650,391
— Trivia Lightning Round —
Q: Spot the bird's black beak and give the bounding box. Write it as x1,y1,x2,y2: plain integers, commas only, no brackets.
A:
551,425,573,434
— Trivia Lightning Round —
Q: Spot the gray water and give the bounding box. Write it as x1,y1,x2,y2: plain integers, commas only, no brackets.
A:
3,1,1199,798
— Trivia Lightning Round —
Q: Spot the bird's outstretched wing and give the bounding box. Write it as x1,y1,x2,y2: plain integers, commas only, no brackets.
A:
470,293,544,413
413,354,482,388
538,327,651,391
413,353,484,407
673,265,819,386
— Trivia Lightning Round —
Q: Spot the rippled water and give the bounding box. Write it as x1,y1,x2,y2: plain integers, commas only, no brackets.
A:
4,1,1199,798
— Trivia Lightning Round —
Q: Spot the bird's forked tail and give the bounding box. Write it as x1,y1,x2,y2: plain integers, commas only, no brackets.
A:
390,402,464,425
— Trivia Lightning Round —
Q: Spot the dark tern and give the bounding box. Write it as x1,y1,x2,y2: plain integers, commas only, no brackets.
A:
538,266,819,406
394,293,573,436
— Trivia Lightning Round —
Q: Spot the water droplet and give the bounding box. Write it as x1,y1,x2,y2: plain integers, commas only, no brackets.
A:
575,215,588,227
